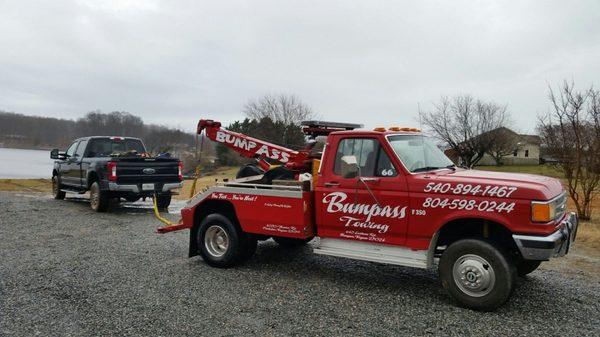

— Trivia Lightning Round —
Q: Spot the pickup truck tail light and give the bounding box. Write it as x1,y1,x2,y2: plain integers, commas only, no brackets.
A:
107,162,117,181
178,162,183,181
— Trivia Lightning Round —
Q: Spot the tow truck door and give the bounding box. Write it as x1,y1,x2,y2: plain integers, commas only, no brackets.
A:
316,136,409,246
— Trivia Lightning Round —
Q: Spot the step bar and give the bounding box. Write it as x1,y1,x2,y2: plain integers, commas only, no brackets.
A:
313,238,428,269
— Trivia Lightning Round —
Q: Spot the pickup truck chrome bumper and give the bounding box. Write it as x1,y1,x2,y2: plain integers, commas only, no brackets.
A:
108,182,183,193
513,212,578,261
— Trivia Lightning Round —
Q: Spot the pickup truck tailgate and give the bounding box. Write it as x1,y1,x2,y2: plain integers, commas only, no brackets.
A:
115,159,180,184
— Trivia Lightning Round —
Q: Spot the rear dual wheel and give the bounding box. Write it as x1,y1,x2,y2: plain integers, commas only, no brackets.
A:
197,213,256,268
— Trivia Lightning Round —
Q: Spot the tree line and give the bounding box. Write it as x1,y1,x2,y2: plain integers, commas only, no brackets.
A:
0,110,195,153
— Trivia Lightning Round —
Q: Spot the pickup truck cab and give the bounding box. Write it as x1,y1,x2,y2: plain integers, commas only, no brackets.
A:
51,136,182,212
168,126,577,311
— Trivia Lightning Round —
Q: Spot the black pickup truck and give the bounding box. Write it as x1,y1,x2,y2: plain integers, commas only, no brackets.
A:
50,136,182,212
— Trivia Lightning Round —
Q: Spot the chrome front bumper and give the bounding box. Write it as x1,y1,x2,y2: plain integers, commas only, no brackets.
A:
512,212,578,261
107,182,183,193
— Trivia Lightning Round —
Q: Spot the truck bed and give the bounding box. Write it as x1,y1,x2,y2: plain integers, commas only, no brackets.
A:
181,181,315,239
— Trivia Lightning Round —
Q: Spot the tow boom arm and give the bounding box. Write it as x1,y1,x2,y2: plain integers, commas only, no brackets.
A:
197,119,363,172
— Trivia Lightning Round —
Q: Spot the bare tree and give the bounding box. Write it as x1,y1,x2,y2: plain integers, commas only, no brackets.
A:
486,128,520,165
243,94,315,125
420,95,511,167
538,80,600,220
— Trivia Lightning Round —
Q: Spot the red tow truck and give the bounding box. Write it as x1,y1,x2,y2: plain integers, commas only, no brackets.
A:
159,119,578,311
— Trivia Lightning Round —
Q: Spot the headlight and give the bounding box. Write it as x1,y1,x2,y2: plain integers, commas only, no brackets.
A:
531,193,567,223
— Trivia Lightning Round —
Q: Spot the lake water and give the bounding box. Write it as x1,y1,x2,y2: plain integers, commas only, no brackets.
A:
0,148,54,179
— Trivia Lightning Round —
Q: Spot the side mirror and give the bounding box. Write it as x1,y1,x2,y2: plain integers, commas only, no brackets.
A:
340,155,360,179
50,149,59,159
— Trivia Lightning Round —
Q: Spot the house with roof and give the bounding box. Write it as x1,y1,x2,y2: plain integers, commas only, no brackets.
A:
445,128,541,166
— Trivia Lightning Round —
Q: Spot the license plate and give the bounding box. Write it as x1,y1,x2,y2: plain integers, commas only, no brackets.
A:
142,183,155,191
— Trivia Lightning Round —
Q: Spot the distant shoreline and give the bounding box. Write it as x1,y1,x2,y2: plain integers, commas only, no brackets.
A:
0,145,53,151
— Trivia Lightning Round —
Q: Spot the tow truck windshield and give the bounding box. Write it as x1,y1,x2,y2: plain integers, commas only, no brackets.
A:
387,135,454,173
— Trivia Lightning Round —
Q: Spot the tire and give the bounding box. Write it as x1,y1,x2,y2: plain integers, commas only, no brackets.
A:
516,260,542,277
236,164,264,179
197,213,253,268
273,236,313,247
52,175,65,200
261,166,294,184
439,239,516,311
155,195,171,210
89,181,109,212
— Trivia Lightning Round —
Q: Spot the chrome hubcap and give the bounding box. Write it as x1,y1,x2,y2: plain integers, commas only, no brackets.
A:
204,225,229,257
452,254,495,297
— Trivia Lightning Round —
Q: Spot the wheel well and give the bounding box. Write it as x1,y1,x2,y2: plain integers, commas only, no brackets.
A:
189,200,240,257
87,172,99,188
433,218,519,258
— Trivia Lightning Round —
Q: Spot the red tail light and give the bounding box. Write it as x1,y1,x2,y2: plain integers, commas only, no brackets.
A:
178,161,183,181
107,162,117,181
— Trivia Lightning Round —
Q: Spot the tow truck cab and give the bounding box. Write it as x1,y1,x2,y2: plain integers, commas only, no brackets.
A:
176,127,577,311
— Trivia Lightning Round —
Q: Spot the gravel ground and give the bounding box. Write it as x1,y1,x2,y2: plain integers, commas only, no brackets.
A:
1,192,599,337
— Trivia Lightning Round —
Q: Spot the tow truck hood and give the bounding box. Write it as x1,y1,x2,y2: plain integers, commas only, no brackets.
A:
423,169,564,200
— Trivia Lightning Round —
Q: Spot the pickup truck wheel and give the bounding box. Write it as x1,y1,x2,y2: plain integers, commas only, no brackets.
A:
439,239,515,311
52,176,65,200
155,195,171,210
197,213,246,268
516,260,542,276
273,237,313,247
89,181,109,212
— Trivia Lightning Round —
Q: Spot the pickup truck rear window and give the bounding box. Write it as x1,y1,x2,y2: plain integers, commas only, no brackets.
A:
85,138,146,158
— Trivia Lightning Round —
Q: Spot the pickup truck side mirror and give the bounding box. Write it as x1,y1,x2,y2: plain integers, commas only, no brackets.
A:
50,149,67,160
340,155,360,179
50,149,59,159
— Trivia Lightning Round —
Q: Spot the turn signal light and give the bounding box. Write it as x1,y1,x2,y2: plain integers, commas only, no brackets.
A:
531,202,551,222
178,162,183,181
373,127,387,132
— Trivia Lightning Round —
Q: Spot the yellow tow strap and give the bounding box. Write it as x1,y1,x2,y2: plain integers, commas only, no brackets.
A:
152,164,201,227
152,193,179,226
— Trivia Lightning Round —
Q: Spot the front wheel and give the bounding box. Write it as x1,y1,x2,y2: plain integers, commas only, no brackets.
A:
52,176,65,200
439,239,516,311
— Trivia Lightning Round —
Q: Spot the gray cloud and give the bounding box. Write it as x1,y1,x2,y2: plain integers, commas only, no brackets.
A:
1,0,599,133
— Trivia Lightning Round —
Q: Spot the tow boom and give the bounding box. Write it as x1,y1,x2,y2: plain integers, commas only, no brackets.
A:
197,119,362,172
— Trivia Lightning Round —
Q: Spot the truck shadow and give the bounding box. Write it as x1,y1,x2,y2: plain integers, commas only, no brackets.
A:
233,240,588,315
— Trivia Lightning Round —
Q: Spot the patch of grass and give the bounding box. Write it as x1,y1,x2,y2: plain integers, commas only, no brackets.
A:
176,166,239,200
0,178,51,192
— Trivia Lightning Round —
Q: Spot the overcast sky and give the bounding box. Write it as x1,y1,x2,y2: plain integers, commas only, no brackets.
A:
1,0,599,133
